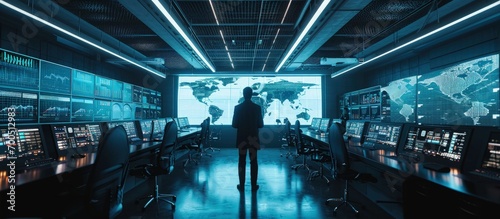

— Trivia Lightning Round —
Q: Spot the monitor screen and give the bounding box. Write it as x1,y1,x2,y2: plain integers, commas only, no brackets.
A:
319,118,331,133
0,126,51,170
309,118,321,131
108,121,138,141
72,70,95,97
71,98,93,122
40,61,71,93
178,117,190,129
472,131,500,180
345,120,368,146
0,50,39,90
94,75,112,99
178,76,322,126
39,94,70,123
94,100,111,121
154,118,167,134
139,120,153,141
362,122,403,151
400,125,471,168
52,123,101,155
0,90,38,123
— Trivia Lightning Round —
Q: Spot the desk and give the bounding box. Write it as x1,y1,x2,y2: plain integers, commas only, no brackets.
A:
299,129,500,218
0,127,201,192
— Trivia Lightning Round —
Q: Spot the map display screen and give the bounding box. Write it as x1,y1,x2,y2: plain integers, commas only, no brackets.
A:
417,54,499,126
178,76,322,125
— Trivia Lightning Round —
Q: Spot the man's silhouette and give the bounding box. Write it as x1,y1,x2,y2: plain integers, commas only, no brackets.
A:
232,87,264,191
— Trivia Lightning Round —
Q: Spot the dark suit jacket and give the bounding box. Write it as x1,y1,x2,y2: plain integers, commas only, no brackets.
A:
232,99,264,150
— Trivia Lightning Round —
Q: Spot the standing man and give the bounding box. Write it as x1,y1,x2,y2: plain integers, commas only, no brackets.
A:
232,87,264,191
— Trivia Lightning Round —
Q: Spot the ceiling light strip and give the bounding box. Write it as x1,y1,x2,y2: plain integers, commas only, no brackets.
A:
0,0,166,78
152,0,215,72
331,1,500,78
209,0,220,25
275,0,331,72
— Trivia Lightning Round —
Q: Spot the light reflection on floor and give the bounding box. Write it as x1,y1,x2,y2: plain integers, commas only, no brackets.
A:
120,148,395,219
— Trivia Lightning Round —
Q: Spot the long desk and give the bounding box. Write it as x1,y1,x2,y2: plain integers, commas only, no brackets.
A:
300,128,500,218
0,127,201,192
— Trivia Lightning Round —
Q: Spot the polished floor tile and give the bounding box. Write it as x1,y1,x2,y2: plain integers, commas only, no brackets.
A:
120,148,396,219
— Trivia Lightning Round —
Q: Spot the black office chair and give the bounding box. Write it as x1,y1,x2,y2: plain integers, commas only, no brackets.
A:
291,120,314,171
85,125,130,219
325,122,376,216
280,119,295,158
204,117,220,152
130,121,177,211
183,118,211,167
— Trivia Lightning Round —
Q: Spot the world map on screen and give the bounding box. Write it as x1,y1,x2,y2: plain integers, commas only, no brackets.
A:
381,54,499,126
178,77,322,125
417,54,499,126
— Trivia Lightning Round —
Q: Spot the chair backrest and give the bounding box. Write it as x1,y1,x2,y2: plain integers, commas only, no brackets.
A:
294,120,305,152
86,125,129,219
285,119,294,146
159,121,178,171
329,122,350,175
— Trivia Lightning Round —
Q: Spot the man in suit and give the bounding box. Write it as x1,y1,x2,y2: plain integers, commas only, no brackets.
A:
232,87,264,191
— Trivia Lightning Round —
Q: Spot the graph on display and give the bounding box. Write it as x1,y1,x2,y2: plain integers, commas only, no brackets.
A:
0,90,38,123
94,100,111,121
0,50,39,89
40,61,71,93
71,98,93,121
39,94,70,123
72,70,95,97
123,103,133,120
178,76,322,125
112,102,123,120
133,86,143,103
123,83,133,102
135,104,143,119
112,80,123,100
94,76,112,99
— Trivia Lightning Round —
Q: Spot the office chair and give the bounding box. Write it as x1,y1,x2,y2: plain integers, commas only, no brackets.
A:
184,118,211,167
280,119,295,158
291,120,314,171
325,122,377,216
130,121,177,211
204,117,220,152
308,148,331,184
84,125,130,219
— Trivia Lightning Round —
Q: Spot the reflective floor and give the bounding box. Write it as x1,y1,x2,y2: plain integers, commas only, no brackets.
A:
120,148,396,219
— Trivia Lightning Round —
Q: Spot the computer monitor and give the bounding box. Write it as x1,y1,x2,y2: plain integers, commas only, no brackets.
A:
468,130,500,181
362,122,403,151
52,123,102,156
319,118,331,133
108,121,139,142
152,118,167,141
345,120,369,146
398,124,472,169
0,126,53,170
178,117,190,129
139,119,153,141
309,117,321,131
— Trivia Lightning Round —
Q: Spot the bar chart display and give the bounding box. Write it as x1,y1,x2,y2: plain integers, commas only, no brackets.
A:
0,50,39,89
123,83,133,102
112,80,123,100
40,61,71,93
0,90,38,123
95,76,112,99
72,70,95,97
39,94,70,123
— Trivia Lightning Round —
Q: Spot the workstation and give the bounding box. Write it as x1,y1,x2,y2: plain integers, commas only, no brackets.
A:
1,0,500,218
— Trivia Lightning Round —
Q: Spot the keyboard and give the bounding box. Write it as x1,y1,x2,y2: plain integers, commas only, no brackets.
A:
24,158,55,169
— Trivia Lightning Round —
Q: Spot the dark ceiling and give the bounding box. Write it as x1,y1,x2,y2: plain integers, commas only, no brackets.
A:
2,0,497,76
